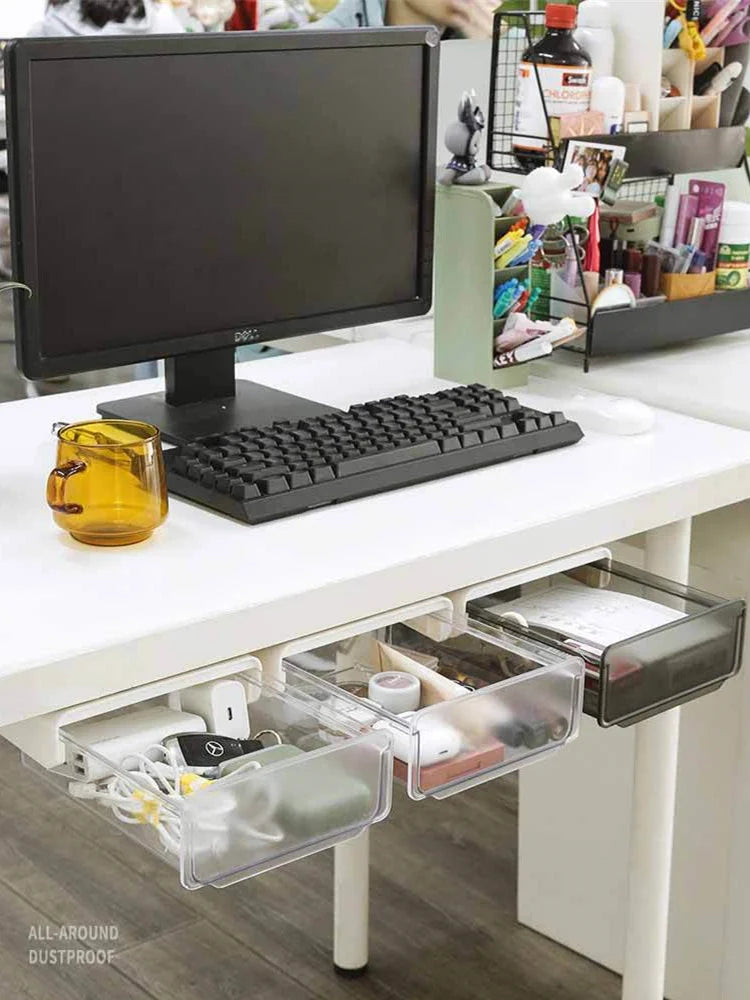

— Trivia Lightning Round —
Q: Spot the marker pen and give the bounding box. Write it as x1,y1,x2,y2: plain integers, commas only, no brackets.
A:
660,185,681,248
494,229,524,260
641,246,663,297
624,249,643,297
688,249,708,274
674,194,699,248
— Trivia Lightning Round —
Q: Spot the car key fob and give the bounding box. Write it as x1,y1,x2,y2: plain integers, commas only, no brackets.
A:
166,732,264,769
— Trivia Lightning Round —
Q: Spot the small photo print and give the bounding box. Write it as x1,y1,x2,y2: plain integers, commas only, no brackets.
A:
563,141,626,199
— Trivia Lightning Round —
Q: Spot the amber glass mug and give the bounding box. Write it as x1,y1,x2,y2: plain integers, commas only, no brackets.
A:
47,420,168,546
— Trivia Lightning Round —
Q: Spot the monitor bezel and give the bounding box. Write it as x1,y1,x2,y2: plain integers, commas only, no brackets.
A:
5,28,439,379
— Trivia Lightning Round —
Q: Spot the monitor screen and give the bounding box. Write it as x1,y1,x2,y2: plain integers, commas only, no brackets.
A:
6,30,437,378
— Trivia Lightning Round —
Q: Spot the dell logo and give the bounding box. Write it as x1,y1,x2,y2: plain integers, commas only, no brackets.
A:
234,328,259,344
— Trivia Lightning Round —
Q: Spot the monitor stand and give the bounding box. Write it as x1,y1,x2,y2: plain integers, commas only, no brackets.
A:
97,346,341,445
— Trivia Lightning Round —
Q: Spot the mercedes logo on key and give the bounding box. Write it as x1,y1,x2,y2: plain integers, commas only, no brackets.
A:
205,740,225,758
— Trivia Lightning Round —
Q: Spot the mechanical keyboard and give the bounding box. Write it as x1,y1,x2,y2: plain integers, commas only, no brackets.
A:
165,384,583,524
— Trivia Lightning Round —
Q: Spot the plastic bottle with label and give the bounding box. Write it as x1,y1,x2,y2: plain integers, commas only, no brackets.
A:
513,3,593,171
574,0,615,80
717,201,750,291
591,75,625,134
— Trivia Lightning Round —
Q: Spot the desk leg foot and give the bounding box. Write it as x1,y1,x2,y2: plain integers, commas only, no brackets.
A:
334,964,369,979
333,829,370,976
622,518,691,1000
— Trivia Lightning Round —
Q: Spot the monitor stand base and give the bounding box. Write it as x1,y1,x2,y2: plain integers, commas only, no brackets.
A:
98,379,341,445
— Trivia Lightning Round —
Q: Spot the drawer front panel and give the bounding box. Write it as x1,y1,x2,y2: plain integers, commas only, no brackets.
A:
283,610,585,801
601,600,744,726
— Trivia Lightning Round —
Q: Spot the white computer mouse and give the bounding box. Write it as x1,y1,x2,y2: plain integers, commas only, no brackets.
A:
565,395,656,436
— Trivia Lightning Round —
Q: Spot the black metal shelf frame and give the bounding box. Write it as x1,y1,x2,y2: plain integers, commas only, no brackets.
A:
487,10,750,371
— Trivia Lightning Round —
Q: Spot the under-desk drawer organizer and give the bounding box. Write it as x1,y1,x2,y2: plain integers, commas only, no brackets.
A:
466,559,745,728
23,656,392,890
260,602,585,802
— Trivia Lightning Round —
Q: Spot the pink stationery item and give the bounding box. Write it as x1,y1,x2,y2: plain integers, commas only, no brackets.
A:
701,0,746,44
689,179,726,272
713,4,750,45
585,204,601,275
674,194,699,248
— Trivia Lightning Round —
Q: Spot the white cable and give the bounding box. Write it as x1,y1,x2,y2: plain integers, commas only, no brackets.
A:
68,740,286,854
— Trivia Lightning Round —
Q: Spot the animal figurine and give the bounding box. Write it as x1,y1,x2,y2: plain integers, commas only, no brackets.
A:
439,91,492,187
515,164,596,227
188,0,236,28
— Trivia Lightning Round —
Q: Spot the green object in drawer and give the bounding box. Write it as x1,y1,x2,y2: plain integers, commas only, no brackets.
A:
274,757,373,838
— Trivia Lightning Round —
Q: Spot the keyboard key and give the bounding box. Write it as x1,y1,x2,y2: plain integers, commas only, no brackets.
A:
289,471,313,489
312,465,335,484
424,398,458,412
257,476,290,495
335,441,440,478
457,414,506,432
231,482,261,501
261,463,292,476
460,432,481,448
211,455,245,472
441,436,461,453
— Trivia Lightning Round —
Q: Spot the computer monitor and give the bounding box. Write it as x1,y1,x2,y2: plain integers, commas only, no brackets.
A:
5,28,438,441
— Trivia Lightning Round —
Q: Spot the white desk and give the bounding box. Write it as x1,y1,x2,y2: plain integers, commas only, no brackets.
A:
530,332,750,1000
534,330,750,431
4,338,750,999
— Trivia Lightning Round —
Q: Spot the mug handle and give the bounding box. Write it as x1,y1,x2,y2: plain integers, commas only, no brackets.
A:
47,460,86,515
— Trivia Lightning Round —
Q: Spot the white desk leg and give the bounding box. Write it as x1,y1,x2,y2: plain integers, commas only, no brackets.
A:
333,829,370,976
622,518,691,1000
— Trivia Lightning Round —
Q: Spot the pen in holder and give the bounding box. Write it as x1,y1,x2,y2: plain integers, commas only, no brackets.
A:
548,224,590,325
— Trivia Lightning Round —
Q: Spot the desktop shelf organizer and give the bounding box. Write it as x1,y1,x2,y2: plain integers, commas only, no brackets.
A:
435,10,750,382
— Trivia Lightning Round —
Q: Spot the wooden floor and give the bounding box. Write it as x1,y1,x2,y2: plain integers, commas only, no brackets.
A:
0,737,621,1000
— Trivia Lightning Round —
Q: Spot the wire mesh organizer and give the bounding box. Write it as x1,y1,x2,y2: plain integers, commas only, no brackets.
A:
487,10,604,371
488,12,553,174
486,9,750,371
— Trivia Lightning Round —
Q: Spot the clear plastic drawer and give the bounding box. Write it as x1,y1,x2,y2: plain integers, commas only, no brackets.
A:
24,660,392,889
468,559,745,727
281,610,585,801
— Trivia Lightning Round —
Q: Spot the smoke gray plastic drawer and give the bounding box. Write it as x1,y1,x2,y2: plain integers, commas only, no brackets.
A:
24,658,392,889
281,609,585,801
468,559,745,728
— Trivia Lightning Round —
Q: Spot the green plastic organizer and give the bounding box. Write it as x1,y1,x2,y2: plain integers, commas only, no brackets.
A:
434,182,530,391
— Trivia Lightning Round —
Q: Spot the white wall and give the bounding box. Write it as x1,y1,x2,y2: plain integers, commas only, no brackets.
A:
0,0,47,38
436,39,492,173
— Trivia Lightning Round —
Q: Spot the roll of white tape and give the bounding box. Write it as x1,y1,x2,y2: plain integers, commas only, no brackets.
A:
368,671,421,714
